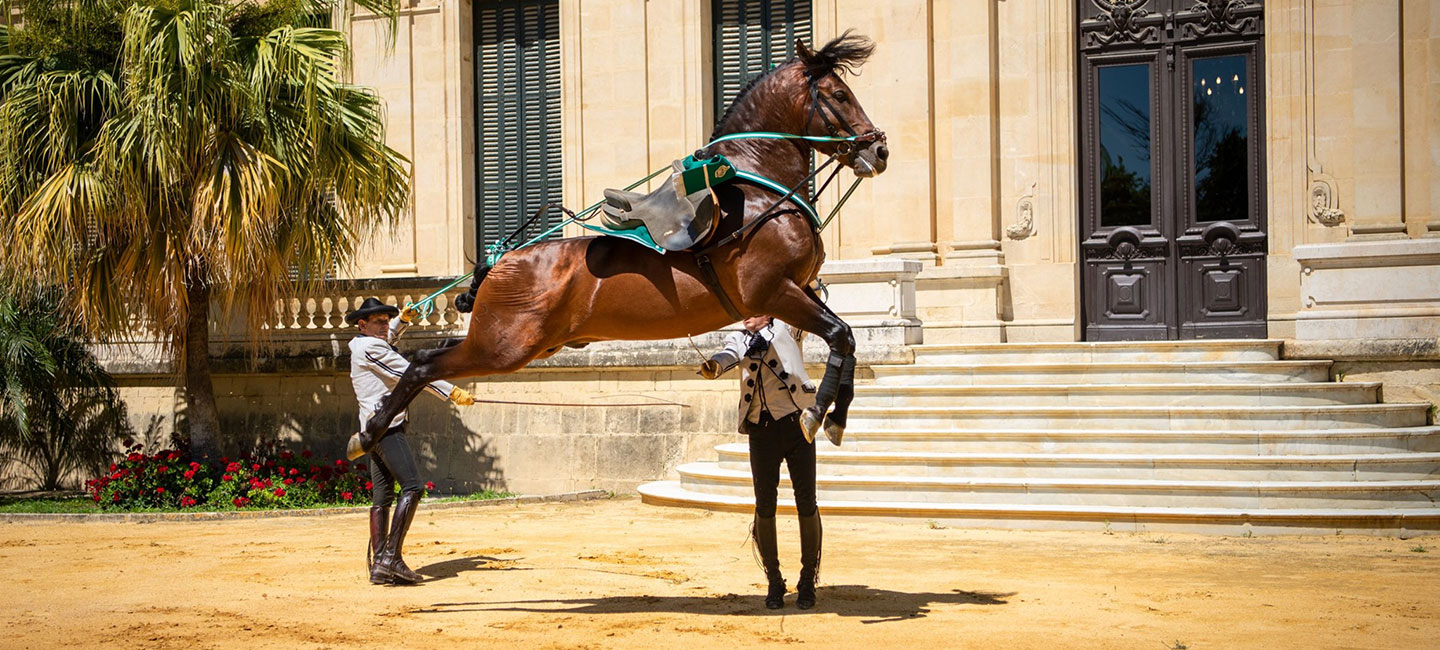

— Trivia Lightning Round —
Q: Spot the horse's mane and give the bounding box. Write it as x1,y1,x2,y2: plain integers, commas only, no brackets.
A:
800,30,875,79
708,30,874,141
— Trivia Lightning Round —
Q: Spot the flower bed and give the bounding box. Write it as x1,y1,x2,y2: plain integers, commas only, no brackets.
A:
83,442,436,510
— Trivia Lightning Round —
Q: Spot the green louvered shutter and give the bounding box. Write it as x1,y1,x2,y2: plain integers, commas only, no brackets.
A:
475,0,562,253
711,0,812,120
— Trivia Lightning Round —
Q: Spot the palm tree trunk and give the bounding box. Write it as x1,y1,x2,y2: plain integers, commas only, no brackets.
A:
183,279,224,463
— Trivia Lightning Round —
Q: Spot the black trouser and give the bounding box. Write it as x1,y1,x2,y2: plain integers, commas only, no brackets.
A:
369,425,422,507
746,411,817,518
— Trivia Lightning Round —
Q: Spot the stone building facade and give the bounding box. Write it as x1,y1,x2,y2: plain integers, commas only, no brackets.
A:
103,0,1440,495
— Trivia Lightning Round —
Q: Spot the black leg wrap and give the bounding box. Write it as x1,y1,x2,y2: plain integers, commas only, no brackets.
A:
827,354,857,427
812,350,847,413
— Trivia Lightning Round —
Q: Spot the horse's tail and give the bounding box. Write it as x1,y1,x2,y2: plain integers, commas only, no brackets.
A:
453,260,492,313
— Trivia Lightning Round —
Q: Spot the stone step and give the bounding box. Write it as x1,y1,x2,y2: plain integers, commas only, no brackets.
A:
868,360,1333,386
711,443,1440,481
842,403,1430,431
910,339,1283,365
852,382,1381,407
635,481,1440,535
669,463,1440,509
822,427,1440,455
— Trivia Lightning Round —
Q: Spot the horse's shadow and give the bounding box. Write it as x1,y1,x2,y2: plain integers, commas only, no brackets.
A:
411,585,1014,623
417,555,532,582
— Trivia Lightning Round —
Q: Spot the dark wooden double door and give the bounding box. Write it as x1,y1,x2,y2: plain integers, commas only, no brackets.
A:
1078,0,1267,341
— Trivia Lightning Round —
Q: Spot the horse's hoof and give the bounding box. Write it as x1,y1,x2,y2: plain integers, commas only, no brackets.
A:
346,433,367,461
822,417,845,447
799,408,821,444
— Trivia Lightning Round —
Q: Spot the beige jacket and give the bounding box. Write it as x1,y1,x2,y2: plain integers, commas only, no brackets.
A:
709,320,816,433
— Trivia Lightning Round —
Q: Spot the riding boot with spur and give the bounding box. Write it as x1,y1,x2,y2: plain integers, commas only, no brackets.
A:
753,515,786,609
796,512,823,610
372,491,424,584
367,506,390,584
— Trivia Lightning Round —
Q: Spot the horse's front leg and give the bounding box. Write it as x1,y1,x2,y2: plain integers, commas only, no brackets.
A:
806,287,857,443
766,285,856,444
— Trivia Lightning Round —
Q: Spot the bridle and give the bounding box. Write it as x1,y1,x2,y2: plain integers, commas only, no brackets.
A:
805,72,886,157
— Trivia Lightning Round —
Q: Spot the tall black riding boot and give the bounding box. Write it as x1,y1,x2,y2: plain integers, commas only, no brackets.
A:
372,491,424,584
753,515,785,609
796,512,822,610
367,506,390,584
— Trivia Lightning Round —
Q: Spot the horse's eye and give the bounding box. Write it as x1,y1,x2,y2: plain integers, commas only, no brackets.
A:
833,90,849,103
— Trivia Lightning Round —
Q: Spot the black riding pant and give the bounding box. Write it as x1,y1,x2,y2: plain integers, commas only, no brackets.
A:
746,411,818,518
369,425,423,507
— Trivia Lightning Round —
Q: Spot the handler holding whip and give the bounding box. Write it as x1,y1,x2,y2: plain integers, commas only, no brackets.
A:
346,297,475,585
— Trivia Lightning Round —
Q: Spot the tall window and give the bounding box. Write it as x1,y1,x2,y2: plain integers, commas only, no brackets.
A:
711,0,812,120
474,0,562,253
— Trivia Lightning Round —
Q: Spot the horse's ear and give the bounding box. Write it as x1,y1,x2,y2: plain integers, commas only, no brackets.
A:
795,39,815,62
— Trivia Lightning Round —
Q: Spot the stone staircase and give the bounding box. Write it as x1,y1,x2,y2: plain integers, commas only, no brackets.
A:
637,340,1440,534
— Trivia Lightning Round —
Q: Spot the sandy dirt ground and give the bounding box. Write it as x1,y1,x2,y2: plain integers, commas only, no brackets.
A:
1,497,1437,650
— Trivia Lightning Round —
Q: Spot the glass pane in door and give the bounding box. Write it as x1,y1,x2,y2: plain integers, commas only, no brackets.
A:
1098,63,1153,227
1192,55,1249,222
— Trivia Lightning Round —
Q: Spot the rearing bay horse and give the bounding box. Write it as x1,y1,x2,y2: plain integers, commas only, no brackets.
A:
355,33,888,455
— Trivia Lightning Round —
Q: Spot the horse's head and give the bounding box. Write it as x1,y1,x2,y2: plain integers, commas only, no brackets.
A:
795,32,888,178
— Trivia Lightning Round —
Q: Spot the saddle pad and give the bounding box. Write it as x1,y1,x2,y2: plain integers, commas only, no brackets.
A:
577,221,666,254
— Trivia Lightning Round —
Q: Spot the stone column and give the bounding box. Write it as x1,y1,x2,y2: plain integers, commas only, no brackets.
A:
1347,0,1407,240
933,0,1001,267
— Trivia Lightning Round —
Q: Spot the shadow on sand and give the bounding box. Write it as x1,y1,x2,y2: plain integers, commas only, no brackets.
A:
409,585,1014,623
417,555,533,582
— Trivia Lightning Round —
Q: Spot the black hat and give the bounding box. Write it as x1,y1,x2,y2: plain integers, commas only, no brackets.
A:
345,297,399,325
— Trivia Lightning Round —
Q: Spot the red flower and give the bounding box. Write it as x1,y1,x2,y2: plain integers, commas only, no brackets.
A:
425,481,436,491
289,468,299,476
232,497,250,507
183,470,195,480
109,464,117,472
127,453,142,462
283,478,294,485
226,462,242,473
222,474,233,482
364,481,373,491
112,493,120,502
179,496,197,508
341,492,353,501
252,463,261,472
155,487,165,494
301,450,314,459
273,488,286,497
190,462,201,470
280,451,294,460
296,477,306,484
335,459,347,467
157,466,168,473
92,494,101,502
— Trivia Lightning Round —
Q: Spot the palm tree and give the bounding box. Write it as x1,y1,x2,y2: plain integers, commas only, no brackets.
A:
0,0,409,462
0,289,131,490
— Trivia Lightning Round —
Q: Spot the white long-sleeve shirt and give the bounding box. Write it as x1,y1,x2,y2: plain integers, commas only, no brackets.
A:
349,319,456,430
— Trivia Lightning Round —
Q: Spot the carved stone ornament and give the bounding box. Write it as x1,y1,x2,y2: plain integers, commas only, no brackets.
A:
1006,191,1036,240
1177,0,1262,40
1309,177,1344,227
1083,0,1160,50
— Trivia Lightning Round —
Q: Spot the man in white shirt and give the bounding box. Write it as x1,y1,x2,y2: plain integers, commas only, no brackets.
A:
700,315,824,610
346,297,474,585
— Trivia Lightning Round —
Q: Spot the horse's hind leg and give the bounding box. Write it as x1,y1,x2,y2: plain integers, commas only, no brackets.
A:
353,344,480,457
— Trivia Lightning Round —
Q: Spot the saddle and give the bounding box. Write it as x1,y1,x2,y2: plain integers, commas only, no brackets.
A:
601,155,737,252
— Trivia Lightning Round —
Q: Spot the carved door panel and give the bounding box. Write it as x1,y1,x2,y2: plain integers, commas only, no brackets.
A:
1078,0,1267,341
